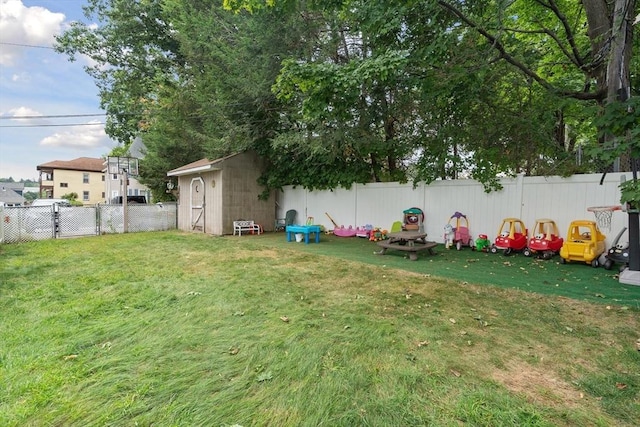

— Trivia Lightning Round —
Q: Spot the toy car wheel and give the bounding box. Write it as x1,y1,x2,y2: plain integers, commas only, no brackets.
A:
542,252,553,260
603,259,613,270
504,248,513,256
523,248,532,257
591,259,599,268
489,245,498,254
456,241,462,251
559,257,567,264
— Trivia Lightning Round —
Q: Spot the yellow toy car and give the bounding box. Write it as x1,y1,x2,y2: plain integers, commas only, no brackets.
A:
559,220,606,267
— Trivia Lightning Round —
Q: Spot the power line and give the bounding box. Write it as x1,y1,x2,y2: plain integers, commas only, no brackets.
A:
0,113,107,120
0,122,105,128
0,42,55,50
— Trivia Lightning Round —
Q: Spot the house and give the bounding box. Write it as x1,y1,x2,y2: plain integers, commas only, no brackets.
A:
167,151,275,235
37,157,106,205
0,182,26,206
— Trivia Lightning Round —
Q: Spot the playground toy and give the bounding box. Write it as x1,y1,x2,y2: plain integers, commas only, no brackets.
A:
444,211,473,250
356,224,374,238
490,218,528,256
559,220,606,267
587,205,621,233
403,207,424,232
474,234,491,252
333,225,357,237
603,227,629,271
523,219,564,260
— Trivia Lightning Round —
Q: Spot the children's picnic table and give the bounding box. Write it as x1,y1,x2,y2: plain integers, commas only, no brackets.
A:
375,230,437,261
286,225,321,244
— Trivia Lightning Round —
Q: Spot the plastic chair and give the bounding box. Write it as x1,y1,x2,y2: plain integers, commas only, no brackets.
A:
390,221,402,233
286,209,297,226
275,209,297,231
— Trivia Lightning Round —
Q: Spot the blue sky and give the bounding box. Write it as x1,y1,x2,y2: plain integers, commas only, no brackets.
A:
0,0,117,181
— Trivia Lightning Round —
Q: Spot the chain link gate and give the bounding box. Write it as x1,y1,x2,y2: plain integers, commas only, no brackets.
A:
1,203,177,244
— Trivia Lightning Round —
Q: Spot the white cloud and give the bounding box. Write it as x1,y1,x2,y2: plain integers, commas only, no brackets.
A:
0,0,65,66
40,121,114,150
4,105,42,117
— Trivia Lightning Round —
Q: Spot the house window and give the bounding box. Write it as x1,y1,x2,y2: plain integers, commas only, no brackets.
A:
83,191,89,201
102,192,105,198
102,175,105,182
112,174,118,180
60,183,68,188
83,173,89,184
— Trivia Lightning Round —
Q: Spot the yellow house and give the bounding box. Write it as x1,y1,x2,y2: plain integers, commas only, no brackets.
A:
37,157,106,205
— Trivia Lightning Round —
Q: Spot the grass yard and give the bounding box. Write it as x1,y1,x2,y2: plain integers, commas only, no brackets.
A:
1,231,639,426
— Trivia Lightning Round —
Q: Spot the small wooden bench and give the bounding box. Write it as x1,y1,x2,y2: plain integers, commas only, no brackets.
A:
233,220,262,236
375,240,437,261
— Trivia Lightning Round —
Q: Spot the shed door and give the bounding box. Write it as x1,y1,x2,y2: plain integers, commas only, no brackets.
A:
190,177,205,232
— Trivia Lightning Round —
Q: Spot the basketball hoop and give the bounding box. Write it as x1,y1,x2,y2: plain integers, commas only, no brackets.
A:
587,205,621,232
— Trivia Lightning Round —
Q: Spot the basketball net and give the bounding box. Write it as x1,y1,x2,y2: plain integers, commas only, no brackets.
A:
587,206,620,232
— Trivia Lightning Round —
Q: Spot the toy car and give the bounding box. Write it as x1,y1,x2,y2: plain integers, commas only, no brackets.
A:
559,220,606,267
444,211,474,250
490,218,528,255
603,227,629,271
523,219,564,260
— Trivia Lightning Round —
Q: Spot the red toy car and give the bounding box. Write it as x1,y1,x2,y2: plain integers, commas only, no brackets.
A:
490,218,528,255
523,219,564,260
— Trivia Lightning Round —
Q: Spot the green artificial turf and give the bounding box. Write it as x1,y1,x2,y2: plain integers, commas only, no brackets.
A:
255,232,640,308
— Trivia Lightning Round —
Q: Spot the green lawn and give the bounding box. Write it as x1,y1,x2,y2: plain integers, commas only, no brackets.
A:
1,231,639,426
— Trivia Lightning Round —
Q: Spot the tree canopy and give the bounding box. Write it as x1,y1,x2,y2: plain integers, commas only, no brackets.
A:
56,0,638,198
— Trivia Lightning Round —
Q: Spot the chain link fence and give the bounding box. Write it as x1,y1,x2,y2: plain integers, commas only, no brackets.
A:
0,203,177,244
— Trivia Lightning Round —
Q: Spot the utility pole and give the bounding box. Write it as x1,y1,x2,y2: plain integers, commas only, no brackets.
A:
122,168,129,233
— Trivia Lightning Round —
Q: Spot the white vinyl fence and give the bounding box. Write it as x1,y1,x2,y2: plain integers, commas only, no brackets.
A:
277,172,634,248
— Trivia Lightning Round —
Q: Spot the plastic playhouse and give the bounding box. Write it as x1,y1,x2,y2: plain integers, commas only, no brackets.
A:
444,211,473,250
559,220,606,267
490,218,528,255
403,207,424,232
523,218,564,259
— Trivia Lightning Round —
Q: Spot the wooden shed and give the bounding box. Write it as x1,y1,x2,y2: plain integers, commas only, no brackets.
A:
167,151,275,235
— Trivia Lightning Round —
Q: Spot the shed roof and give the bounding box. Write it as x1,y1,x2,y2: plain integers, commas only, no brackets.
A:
167,152,240,177
37,157,105,173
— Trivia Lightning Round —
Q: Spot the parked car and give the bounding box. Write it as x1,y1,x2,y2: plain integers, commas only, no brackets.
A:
31,198,71,207
110,195,147,204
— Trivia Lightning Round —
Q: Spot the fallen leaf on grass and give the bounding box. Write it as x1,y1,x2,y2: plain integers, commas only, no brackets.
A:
256,371,273,382
449,318,456,324
280,316,290,323
229,347,240,355
616,382,627,390
417,341,430,347
450,369,461,377
63,354,78,361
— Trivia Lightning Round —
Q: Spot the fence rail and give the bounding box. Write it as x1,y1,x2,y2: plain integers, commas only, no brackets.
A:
0,203,178,244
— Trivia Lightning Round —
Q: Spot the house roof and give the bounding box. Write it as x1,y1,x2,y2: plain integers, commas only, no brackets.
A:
1,182,25,191
0,187,26,205
37,157,106,173
167,153,240,177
